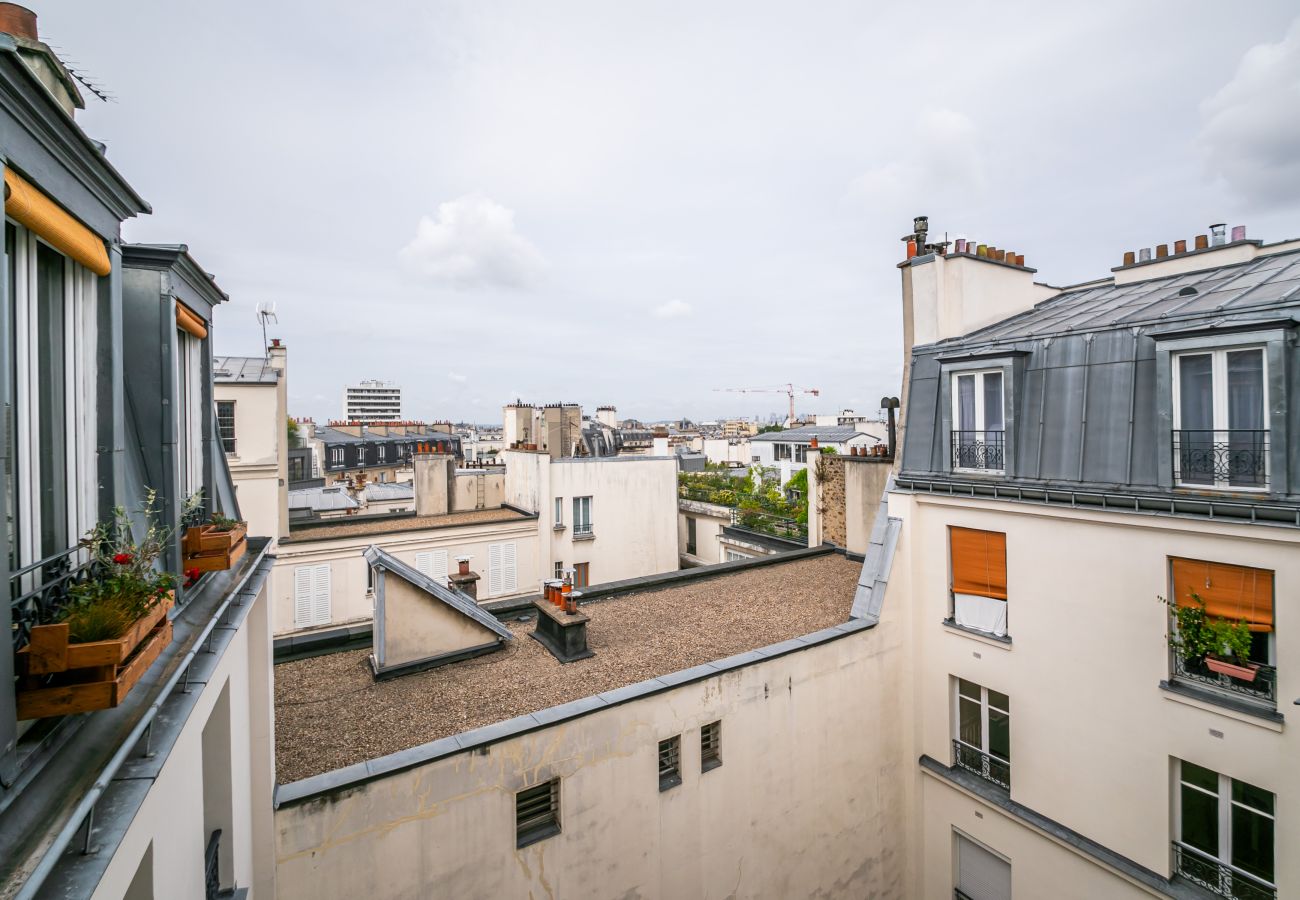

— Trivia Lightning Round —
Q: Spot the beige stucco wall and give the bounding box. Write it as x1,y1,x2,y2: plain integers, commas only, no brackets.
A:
888,489,1299,897
677,500,728,566
90,581,275,899
271,518,539,634
218,380,286,542
379,575,498,667
274,603,911,899
842,459,891,555
451,471,505,511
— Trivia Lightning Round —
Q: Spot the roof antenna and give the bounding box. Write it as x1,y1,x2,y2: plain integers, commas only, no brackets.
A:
256,302,278,359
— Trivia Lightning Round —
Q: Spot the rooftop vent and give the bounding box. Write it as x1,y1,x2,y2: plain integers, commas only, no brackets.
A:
1121,225,1247,267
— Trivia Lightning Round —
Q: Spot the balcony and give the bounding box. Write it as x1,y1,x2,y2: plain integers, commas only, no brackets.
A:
951,739,1010,790
1172,842,1276,900
10,545,95,654
1173,430,1269,491
951,430,1005,473
1171,653,1276,708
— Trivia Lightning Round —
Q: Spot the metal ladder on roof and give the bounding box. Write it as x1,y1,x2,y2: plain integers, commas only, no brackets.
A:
475,473,485,509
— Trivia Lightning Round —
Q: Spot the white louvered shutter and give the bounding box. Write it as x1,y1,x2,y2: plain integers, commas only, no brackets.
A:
502,542,517,593
312,565,331,626
294,567,313,626
431,549,449,584
488,543,503,596
956,835,1010,900
414,551,433,577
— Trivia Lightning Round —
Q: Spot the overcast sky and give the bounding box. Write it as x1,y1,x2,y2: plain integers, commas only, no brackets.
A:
41,1,1300,424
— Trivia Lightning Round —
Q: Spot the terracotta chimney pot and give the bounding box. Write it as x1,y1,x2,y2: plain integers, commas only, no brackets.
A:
0,4,38,40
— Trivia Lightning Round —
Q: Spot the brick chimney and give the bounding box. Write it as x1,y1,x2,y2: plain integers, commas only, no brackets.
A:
412,452,454,517
0,4,85,117
447,555,480,600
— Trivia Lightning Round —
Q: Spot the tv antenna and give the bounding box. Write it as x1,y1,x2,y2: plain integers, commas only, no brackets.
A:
256,302,278,358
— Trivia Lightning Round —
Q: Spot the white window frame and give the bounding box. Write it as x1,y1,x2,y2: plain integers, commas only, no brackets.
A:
378,443,386,462
414,548,449,584
1171,346,1269,491
724,549,747,562
175,329,203,497
7,222,98,568
573,496,592,535
952,678,1010,786
331,447,344,464
553,497,563,527
1173,759,1276,896
216,399,236,456
950,369,1005,474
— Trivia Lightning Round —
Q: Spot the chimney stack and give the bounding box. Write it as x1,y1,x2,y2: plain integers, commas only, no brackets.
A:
447,556,480,600
0,4,84,117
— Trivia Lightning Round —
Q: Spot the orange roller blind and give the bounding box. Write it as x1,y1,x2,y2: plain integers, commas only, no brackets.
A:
1171,558,1273,632
950,527,1007,600
3,168,111,276
175,301,208,340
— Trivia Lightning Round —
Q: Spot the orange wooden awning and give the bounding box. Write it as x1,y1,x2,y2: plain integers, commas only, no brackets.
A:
950,527,1007,600
1172,558,1273,632
175,301,208,340
3,168,111,276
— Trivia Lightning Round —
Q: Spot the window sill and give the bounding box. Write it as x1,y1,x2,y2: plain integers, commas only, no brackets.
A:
951,468,1005,476
701,758,722,774
573,532,595,542
516,823,560,849
659,774,682,792
1159,680,1283,730
552,524,566,532
942,618,1012,649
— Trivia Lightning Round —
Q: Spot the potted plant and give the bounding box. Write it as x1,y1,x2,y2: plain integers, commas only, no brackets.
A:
1205,618,1259,682
16,494,176,719
182,495,248,573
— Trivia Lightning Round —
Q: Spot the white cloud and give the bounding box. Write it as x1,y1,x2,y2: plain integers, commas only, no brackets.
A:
847,108,986,206
1199,18,1300,208
448,371,468,384
651,299,692,319
399,194,547,289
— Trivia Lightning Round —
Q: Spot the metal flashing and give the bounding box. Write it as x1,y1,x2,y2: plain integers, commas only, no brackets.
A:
363,546,512,641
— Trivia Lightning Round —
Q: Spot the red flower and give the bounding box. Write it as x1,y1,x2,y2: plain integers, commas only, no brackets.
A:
186,568,201,580
113,553,133,565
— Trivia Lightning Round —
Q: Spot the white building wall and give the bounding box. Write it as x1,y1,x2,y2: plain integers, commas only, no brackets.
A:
217,380,285,542
274,613,911,899
886,490,1299,898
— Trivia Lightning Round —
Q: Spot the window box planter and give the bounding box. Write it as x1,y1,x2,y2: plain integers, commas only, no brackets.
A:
1204,655,1260,682
183,523,248,573
14,595,174,719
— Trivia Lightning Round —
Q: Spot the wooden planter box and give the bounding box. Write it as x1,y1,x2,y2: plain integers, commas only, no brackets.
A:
183,523,248,573
15,597,175,719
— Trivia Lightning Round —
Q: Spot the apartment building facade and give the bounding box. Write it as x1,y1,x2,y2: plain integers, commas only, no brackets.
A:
342,379,400,423
0,9,276,897
888,224,1298,899
214,349,290,544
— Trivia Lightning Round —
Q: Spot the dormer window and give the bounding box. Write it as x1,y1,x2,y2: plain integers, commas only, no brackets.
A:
1173,347,1267,490
951,370,1005,473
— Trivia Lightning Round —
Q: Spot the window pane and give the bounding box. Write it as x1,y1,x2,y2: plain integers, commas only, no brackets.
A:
958,696,982,747
957,375,976,431
1226,350,1264,431
1231,804,1274,882
36,244,67,558
958,678,980,700
1181,761,1219,792
5,223,18,569
983,372,1004,431
1178,354,1214,431
1180,783,1218,855
988,690,1009,713
988,708,1010,761
1232,779,1274,816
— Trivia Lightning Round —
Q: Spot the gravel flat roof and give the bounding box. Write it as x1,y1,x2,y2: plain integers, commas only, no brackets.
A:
282,506,530,542
275,553,860,782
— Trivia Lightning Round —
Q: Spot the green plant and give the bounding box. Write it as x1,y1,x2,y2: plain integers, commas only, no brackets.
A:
1210,618,1253,665
60,491,176,643
287,416,301,448
208,513,243,533
1163,594,1215,664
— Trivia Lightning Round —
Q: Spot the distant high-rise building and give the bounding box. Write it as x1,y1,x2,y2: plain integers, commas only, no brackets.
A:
344,379,402,423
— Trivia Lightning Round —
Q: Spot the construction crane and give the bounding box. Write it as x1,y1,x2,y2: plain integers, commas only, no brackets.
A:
714,384,820,428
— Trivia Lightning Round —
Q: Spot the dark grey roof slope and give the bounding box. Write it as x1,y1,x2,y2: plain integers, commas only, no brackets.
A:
213,356,279,384
938,247,1300,350
751,425,864,443
288,486,357,512
363,546,512,641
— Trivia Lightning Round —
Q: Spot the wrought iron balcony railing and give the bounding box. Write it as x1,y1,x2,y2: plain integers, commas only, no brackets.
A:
1173,841,1276,900
951,739,1010,790
573,522,594,536
1172,429,1269,490
951,430,1005,472
729,507,808,542
9,544,95,653
1171,653,1276,707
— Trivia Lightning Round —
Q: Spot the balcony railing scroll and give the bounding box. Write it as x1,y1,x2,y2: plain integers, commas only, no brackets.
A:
1171,653,1276,707
205,829,222,900
951,739,1010,790
951,430,1005,472
1172,841,1276,900
9,544,95,654
1172,429,1268,490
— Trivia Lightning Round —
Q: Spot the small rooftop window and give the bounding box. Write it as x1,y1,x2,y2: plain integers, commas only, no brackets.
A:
515,778,560,848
